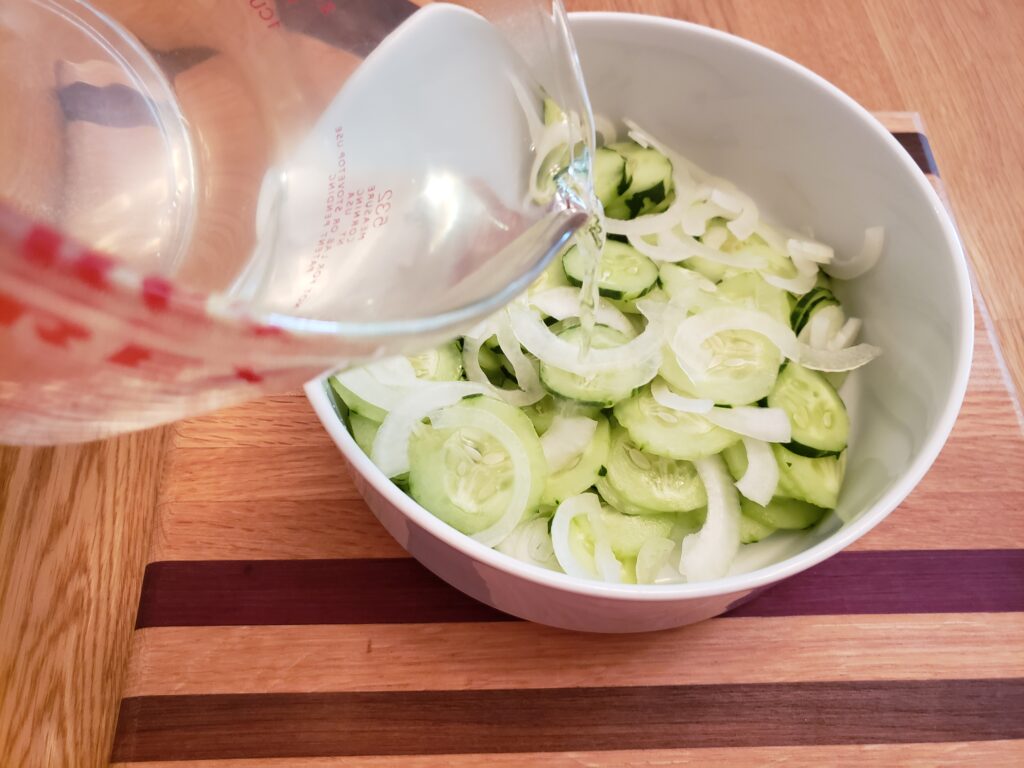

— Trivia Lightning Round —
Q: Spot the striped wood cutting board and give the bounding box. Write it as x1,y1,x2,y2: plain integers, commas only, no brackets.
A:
110,113,1024,766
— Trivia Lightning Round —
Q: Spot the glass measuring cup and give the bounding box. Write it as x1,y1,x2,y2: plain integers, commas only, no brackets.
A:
0,0,595,444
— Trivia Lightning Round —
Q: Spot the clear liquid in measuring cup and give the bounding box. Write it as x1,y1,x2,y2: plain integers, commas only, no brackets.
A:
227,2,599,343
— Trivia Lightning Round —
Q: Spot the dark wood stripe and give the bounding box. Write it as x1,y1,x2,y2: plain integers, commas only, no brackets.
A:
135,557,513,628
111,679,1024,761
726,549,1024,617
892,131,940,176
135,550,1024,628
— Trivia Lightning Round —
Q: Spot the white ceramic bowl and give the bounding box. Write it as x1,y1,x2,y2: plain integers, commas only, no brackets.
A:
306,13,973,633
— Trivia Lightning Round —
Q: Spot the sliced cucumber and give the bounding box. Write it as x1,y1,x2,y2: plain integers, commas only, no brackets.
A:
603,426,707,513
541,416,610,506
563,240,658,302
540,322,641,406
593,146,629,208
543,97,564,126
407,341,463,382
348,412,380,456
408,398,547,536
723,441,845,510
775,444,845,509
606,141,674,219
768,363,849,456
659,332,782,407
575,504,679,559
329,377,388,421
741,495,827,530
716,271,791,325
613,383,740,460
790,287,840,334
529,254,574,294
740,513,777,544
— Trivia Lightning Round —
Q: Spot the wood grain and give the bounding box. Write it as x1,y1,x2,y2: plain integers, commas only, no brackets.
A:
6,2,1024,767
109,680,1024,762
122,613,1024,697
0,429,166,768
108,741,1024,768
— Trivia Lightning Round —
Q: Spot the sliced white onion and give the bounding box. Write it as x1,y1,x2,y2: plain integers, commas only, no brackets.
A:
333,357,424,412
528,121,570,204
529,287,634,336
681,202,732,237
628,228,766,270
541,415,598,473
680,455,742,582
829,317,862,351
371,382,489,477
787,238,835,265
701,225,729,249
551,493,602,578
651,377,714,414
825,226,885,280
462,318,545,407
430,406,532,548
593,113,618,144
508,303,663,377
635,536,677,584
806,304,845,349
672,306,881,375
586,504,622,584
761,268,819,295
734,438,778,506
495,517,560,571
495,316,545,405
705,407,791,443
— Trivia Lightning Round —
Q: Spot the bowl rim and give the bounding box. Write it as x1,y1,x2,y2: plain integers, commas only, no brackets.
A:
305,11,975,602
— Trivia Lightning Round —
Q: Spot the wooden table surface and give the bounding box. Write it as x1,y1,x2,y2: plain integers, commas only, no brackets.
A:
2,1,1024,766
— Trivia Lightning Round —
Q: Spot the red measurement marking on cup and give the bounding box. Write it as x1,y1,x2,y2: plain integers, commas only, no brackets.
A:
235,367,263,383
142,276,174,312
108,344,152,367
0,295,26,326
34,318,90,348
73,251,116,290
22,226,61,268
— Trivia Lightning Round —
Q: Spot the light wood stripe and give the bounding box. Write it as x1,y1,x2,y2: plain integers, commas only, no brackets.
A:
110,740,1024,768
149,501,406,562
123,613,1024,697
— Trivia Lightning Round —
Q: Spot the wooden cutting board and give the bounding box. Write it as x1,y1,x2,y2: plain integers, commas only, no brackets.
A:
108,113,1024,766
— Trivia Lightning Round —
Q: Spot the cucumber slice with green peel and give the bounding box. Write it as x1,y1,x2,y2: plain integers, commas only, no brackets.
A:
541,416,610,506
530,254,574,294
775,444,845,509
768,363,849,456
540,322,643,406
408,398,547,536
348,412,380,456
790,287,840,334
595,475,703,525
682,255,739,283
740,496,828,531
593,147,629,208
740,513,777,543
658,271,788,405
563,240,659,301
715,272,791,325
723,441,845,510
659,331,783,407
522,395,602,436
603,426,707,513
613,383,741,460
574,504,680,559
407,341,463,382
606,141,675,219
329,377,388,421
